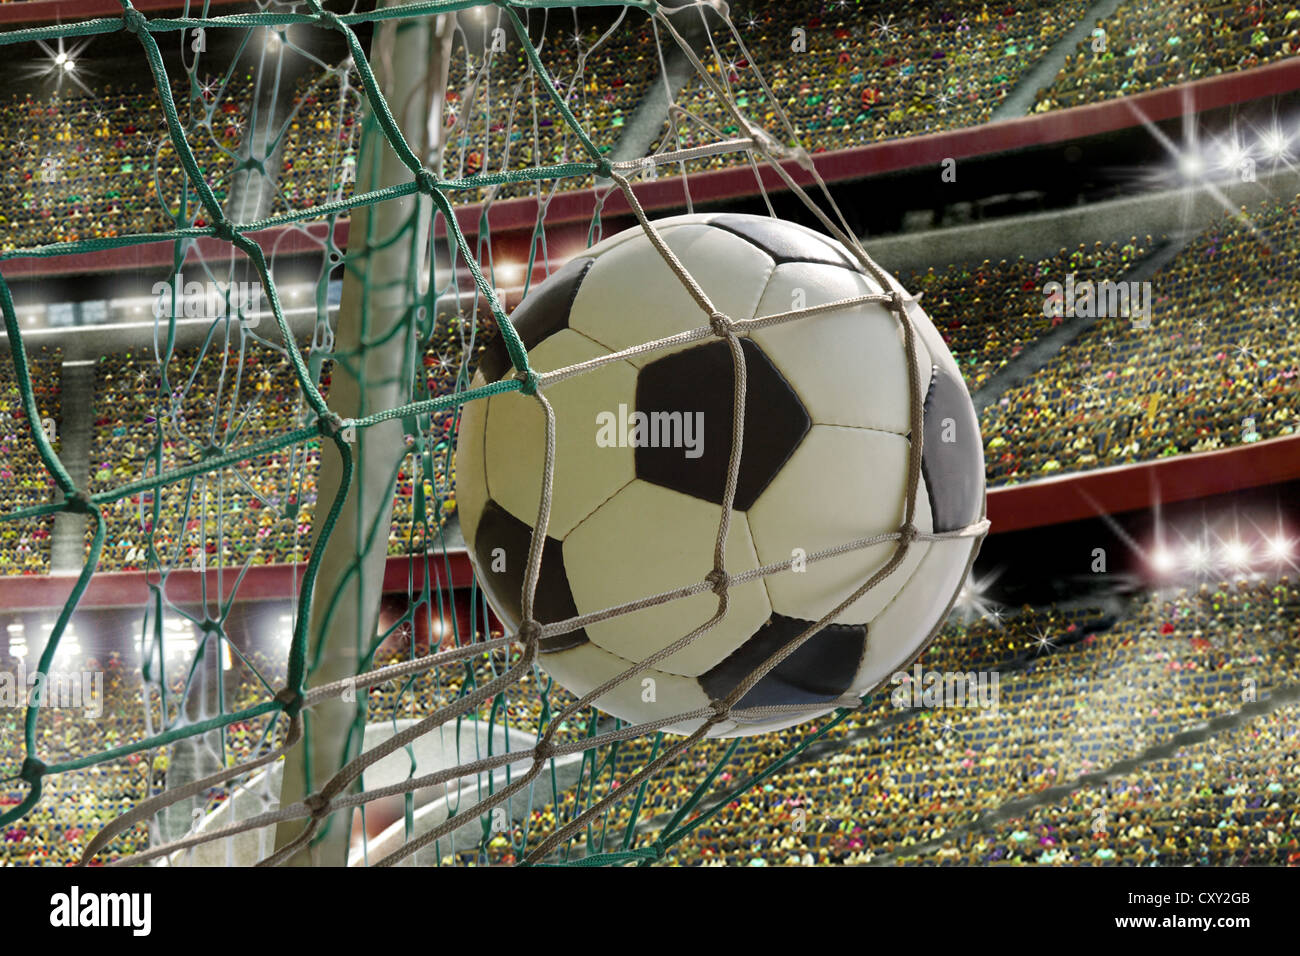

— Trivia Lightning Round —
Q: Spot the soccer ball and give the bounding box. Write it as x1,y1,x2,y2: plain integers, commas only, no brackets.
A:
454,213,985,737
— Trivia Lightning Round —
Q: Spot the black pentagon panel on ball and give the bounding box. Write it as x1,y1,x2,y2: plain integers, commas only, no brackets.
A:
477,257,595,383
708,213,858,271
634,338,810,511
469,499,589,651
699,614,866,710
920,363,985,533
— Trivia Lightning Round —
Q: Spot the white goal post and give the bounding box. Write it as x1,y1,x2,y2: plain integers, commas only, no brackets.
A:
272,1,457,867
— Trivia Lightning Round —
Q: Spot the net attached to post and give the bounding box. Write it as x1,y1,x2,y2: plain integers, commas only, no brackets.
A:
0,0,987,867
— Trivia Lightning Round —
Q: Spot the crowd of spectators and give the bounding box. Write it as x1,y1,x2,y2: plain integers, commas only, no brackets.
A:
412,0,1092,198
943,701,1300,865
0,346,60,574
277,66,363,213
981,194,1300,484
415,574,1297,865
0,77,250,251
658,0,1090,175
88,341,324,571
909,236,1152,392
649,576,1300,865
82,309,475,573
3,569,1296,866
4,1,1297,232
1033,0,1300,112
0,638,293,865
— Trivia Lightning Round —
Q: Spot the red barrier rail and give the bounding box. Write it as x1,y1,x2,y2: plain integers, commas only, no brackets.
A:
0,0,248,27
985,432,1300,534
1,433,1296,609
0,550,475,610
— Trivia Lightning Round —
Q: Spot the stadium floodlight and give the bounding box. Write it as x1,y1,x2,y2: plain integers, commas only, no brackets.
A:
954,575,1002,626
1222,539,1250,568
276,613,293,648
55,624,82,661
1150,547,1177,573
429,615,450,643
1184,542,1210,571
1178,151,1205,180
1261,128,1289,159
1216,138,1247,170
1266,535,1293,561
494,260,525,287
33,37,94,94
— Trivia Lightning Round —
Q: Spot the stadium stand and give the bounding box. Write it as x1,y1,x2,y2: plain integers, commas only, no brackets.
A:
0,345,60,574
6,575,1294,866
87,342,322,571
650,577,1299,866
2,0,1297,235
3,188,1293,574
1033,0,1300,112
0,177,1289,576
0,77,251,250
83,311,478,572
909,235,1151,392
278,66,362,214
981,194,1300,484
661,0,1093,166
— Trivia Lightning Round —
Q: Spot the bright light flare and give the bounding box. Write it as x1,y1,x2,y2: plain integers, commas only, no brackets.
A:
1216,140,1247,170
1178,151,1205,180
1150,547,1177,574
28,37,94,94
954,574,1003,627
1184,542,1210,571
1261,129,1289,159
1222,539,1250,568
493,260,526,287
1266,536,1293,561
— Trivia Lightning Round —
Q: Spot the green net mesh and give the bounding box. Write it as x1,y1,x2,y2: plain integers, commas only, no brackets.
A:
0,0,987,866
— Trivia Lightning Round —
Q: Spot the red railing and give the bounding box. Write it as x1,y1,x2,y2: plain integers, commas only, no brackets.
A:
0,550,474,610
984,432,1300,535
1,433,1296,609
0,0,247,26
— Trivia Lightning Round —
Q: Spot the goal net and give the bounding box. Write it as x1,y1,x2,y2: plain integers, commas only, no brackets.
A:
0,0,984,866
